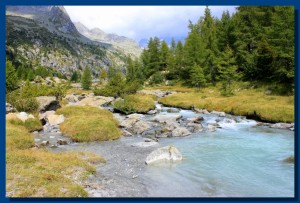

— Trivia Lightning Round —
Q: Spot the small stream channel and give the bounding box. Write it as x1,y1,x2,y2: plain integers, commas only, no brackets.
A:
41,102,294,197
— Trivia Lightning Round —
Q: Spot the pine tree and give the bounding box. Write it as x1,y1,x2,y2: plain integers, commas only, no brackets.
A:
81,66,92,90
27,69,35,81
175,40,185,77
99,69,108,83
216,10,236,52
218,46,239,96
125,56,135,82
6,60,19,92
201,6,219,85
70,71,79,82
160,40,169,71
190,64,206,90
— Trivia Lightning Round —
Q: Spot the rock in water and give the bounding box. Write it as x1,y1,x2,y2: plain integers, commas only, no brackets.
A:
145,146,183,165
270,123,294,130
171,127,191,137
153,114,182,123
283,156,294,164
187,116,204,123
211,110,226,117
194,108,210,114
132,120,151,134
147,109,157,115
120,113,142,128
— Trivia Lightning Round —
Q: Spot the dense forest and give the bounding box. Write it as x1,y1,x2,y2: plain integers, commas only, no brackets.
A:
125,6,294,95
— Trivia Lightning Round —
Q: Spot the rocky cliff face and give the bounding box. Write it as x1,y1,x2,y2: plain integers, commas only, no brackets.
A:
74,22,142,58
6,6,126,77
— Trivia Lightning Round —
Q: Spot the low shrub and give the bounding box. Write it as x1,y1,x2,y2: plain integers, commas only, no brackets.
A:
6,93,39,113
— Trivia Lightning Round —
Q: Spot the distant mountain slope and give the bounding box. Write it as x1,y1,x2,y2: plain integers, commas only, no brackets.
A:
6,6,127,77
74,22,142,58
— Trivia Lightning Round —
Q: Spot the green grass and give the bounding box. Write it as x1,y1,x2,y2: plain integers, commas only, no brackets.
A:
7,116,43,132
66,88,93,95
57,106,121,142
158,85,294,123
6,121,105,197
113,94,156,114
6,122,35,150
144,85,196,93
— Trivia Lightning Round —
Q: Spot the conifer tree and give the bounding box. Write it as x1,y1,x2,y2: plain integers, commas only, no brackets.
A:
190,64,206,91
6,60,19,92
218,46,239,96
81,66,92,90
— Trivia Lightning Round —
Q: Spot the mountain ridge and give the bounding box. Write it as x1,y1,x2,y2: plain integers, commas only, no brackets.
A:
6,6,131,77
74,22,142,58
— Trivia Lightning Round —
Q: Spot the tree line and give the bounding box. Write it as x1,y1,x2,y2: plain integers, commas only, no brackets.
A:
126,6,294,95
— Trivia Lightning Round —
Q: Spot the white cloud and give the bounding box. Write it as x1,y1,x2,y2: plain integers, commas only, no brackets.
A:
65,6,236,41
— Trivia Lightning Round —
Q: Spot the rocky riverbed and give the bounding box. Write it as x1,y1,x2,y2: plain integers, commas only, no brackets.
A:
6,90,295,197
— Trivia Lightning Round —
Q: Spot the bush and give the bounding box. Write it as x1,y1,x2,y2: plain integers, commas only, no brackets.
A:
7,92,39,112
7,82,68,112
149,72,164,86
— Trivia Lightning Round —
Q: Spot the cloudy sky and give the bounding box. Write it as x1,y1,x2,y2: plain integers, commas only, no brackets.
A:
65,6,236,42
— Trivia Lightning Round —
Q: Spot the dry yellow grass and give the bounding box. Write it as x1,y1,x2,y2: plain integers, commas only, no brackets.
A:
113,93,156,114
6,121,105,197
66,88,93,95
159,86,294,123
57,106,121,142
145,85,196,93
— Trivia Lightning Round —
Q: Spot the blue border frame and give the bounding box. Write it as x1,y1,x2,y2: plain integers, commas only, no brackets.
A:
1,0,299,202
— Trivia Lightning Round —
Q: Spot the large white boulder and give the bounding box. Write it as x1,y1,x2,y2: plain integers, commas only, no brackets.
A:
153,114,182,123
145,146,183,165
47,114,65,125
17,112,35,122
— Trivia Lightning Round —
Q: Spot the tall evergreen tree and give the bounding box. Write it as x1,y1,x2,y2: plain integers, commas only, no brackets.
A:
218,46,239,95
201,6,219,85
81,66,92,90
160,40,169,71
190,64,206,90
6,60,19,92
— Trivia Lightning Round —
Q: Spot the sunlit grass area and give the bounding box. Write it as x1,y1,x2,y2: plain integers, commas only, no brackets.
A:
157,85,294,123
113,93,156,114
57,106,121,142
6,121,105,197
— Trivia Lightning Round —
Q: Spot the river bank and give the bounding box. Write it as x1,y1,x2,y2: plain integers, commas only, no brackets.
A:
45,94,294,197
6,89,294,197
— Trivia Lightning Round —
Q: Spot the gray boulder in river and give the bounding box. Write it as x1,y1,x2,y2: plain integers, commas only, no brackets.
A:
145,146,183,165
171,127,191,137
